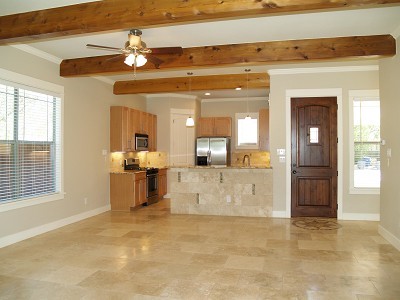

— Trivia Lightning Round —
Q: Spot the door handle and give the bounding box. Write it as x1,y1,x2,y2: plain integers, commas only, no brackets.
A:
292,170,301,174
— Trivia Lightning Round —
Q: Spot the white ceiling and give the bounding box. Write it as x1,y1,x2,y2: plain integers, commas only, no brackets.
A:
1,1,400,99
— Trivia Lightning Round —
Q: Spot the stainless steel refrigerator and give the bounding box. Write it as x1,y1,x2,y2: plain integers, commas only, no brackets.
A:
196,137,231,166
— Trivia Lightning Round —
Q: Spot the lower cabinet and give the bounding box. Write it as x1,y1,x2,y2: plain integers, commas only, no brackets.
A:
158,168,168,199
134,172,147,206
110,172,146,211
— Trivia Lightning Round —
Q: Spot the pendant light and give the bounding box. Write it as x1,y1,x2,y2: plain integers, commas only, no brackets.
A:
245,69,251,120
186,72,195,127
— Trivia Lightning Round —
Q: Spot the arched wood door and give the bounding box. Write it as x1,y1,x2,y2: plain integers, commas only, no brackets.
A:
291,97,338,218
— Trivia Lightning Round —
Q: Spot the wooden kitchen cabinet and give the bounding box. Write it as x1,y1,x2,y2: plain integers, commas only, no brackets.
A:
139,111,149,134
259,108,270,151
197,117,232,137
110,171,147,211
110,106,134,152
134,172,147,206
158,168,168,199
130,108,141,141
110,173,135,211
148,114,157,152
110,106,157,152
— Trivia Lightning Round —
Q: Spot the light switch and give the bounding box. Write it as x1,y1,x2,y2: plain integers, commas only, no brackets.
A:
102,149,107,156
387,148,392,158
277,149,286,156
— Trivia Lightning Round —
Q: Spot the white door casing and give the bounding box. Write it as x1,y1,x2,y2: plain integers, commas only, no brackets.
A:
170,109,195,167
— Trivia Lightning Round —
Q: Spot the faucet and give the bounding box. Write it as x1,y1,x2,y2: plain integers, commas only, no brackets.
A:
242,154,250,167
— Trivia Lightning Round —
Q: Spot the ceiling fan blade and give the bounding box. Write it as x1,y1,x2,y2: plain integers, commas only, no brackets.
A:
146,54,164,68
105,54,125,62
86,44,123,52
151,47,183,55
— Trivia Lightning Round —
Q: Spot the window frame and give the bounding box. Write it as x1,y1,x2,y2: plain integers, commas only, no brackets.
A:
0,68,64,212
235,112,259,150
348,89,380,195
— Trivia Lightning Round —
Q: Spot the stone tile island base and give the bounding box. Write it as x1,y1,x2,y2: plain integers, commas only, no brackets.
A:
169,167,273,217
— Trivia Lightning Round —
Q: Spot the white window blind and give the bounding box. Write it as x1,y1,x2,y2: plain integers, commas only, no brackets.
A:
0,83,62,203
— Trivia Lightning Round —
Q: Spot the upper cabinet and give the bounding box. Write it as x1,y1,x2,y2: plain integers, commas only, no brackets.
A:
259,108,270,151
110,106,157,152
110,106,132,152
197,117,232,137
148,114,157,152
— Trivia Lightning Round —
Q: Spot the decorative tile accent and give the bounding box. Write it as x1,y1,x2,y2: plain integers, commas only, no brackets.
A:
292,218,342,230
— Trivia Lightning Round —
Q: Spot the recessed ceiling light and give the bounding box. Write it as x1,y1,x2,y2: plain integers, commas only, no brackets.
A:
204,92,211,96
235,87,242,91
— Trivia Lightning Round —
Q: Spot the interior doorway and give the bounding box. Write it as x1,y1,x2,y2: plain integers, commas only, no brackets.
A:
170,109,195,166
291,97,338,217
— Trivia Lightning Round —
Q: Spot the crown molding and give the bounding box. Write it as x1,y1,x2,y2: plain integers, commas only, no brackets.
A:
11,44,62,64
201,97,268,103
268,65,379,75
92,76,115,85
392,25,400,39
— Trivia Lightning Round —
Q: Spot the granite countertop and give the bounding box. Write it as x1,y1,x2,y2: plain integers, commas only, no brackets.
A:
109,170,146,174
168,165,272,169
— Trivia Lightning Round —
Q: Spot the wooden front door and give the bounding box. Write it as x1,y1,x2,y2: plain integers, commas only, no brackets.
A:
291,97,338,218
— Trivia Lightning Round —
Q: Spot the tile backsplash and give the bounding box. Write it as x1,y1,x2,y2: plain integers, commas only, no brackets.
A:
110,151,169,171
231,151,270,167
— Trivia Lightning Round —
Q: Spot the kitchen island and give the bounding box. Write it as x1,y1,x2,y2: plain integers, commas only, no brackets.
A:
169,166,273,217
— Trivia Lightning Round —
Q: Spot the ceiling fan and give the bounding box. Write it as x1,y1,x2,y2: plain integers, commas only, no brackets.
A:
86,29,183,69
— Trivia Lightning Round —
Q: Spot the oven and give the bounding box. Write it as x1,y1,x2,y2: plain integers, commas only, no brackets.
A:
146,168,159,205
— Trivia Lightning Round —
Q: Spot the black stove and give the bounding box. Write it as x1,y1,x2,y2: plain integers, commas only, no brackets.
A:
124,165,158,175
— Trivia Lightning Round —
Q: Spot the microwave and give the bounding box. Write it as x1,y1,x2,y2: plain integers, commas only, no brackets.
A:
135,133,149,151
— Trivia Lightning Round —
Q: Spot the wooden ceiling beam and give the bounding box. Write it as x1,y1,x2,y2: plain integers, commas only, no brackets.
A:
113,73,269,95
60,35,396,77
1,0,400,44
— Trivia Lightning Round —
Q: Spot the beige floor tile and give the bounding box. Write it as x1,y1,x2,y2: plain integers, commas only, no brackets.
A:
224,255,265,271
0,199,399,299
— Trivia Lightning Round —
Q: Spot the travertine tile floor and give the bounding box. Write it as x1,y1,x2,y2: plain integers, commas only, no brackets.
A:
0,199,400,299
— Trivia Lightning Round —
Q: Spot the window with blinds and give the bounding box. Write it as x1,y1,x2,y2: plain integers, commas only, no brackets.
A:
349,90,380,194
0,82,62,204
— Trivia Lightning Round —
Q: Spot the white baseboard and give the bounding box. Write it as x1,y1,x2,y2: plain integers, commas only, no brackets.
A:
378,225,400,251
272,211,288,218
341,213,380,221
0,205,110,248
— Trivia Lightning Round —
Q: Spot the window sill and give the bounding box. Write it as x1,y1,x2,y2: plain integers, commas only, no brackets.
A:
0,192,65,213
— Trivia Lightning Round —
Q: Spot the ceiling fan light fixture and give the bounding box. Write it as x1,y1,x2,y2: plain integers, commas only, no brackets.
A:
124,53,135,66
135,54,147,67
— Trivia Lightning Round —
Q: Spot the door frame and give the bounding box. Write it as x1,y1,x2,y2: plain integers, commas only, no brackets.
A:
169,108,195,167
285,89,343,219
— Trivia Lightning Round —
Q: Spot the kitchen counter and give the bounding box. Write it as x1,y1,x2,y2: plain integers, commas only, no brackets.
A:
169,167,273,218
169,165,271,169
110,170,146,174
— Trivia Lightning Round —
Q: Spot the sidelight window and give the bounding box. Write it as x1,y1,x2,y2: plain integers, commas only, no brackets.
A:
0,74,63,210
349,90,380,194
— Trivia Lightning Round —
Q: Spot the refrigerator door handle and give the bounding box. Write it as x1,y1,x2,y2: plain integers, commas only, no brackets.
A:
207,150,211,166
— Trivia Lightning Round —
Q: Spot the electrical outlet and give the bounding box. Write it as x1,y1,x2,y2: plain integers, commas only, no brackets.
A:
84,197,88,206
226,195,231,203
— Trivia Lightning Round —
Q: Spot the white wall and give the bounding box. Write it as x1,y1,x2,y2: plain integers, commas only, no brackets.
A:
379,36,400,249
0,46,146,242
269,69,380,218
